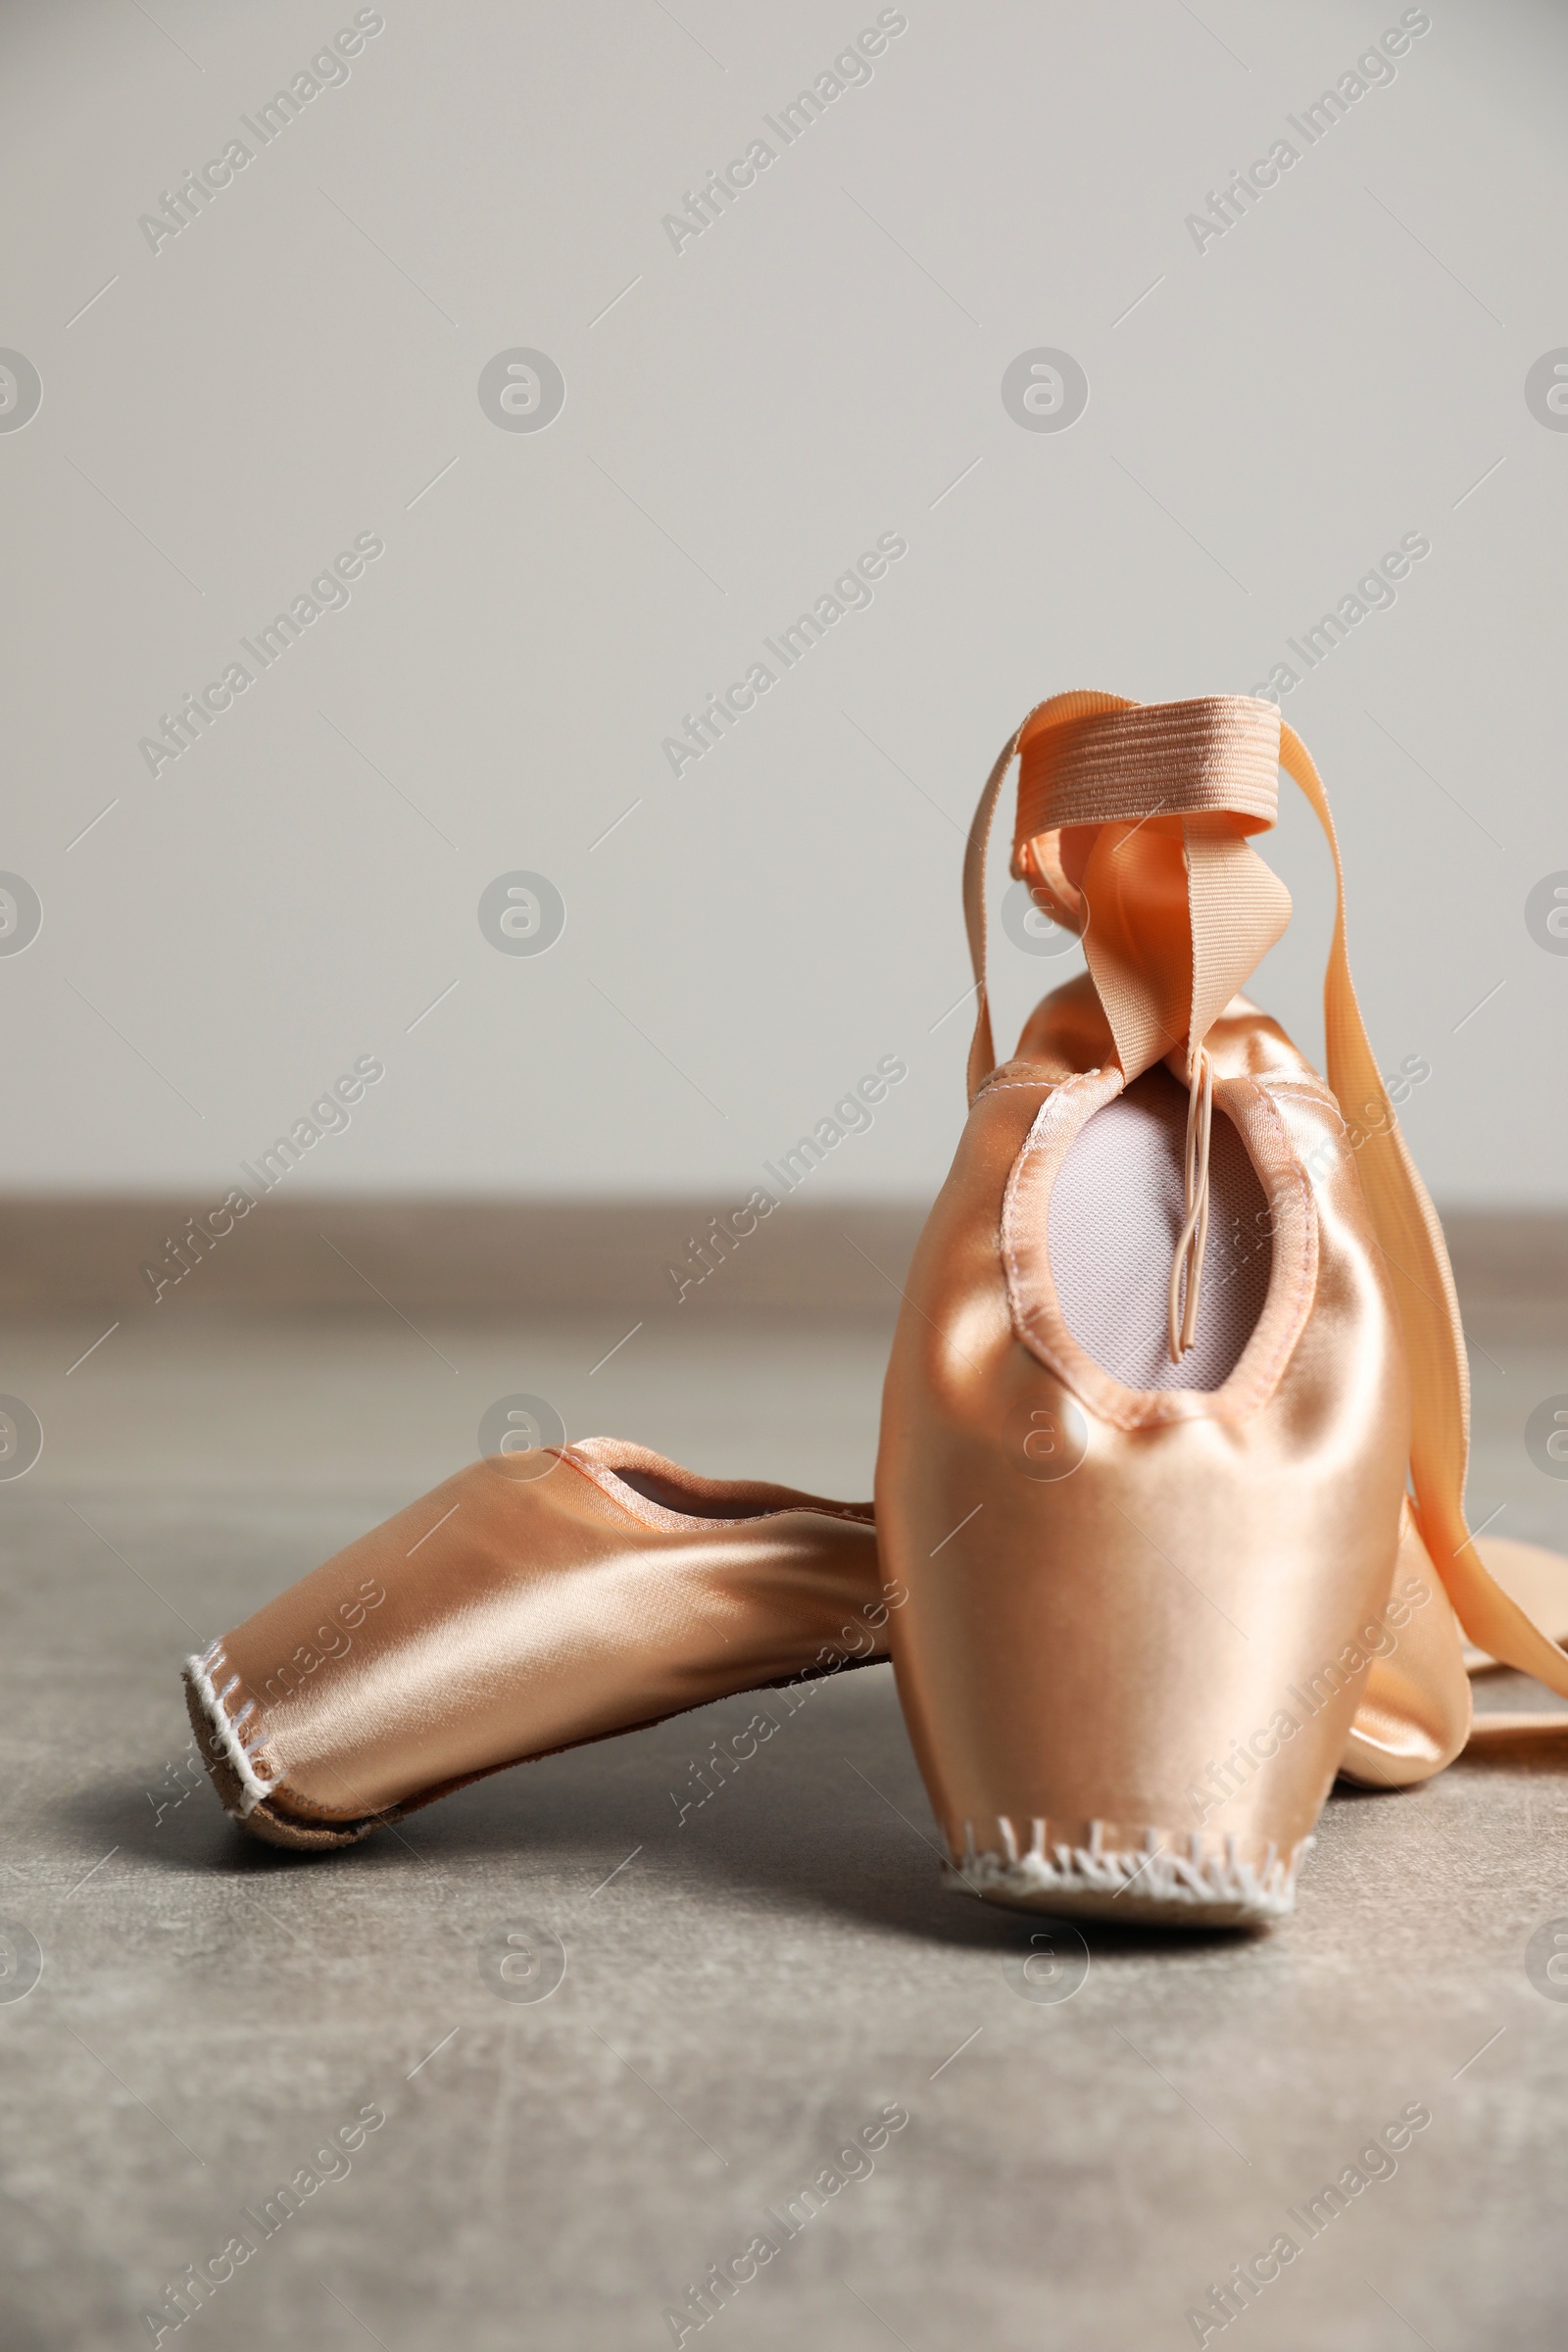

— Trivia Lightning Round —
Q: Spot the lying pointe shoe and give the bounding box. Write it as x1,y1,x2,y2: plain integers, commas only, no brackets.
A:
184,1439,886,1849
879,692,1568,1928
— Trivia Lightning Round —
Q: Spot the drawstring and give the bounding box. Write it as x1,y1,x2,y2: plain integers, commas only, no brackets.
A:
1168,1048,1212,1361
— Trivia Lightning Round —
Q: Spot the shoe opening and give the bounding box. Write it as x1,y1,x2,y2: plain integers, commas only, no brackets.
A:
1048,1066,1272,1393
611,1464,775,1519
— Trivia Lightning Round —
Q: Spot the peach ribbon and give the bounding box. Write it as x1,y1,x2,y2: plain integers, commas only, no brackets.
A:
968,693,1292,1356
963,692,1568,1723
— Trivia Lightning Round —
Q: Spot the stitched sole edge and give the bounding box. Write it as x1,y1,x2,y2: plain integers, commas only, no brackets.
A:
182,1644,273,1816
945,1836,1306,1931
181,1666,387,1851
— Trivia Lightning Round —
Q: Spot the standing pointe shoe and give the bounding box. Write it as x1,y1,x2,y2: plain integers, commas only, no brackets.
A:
879,692,1568,1928
185,1440,887,1849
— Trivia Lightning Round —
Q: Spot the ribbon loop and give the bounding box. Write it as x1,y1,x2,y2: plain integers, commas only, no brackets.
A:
1011,694,1291,1097
1014,693,1283,846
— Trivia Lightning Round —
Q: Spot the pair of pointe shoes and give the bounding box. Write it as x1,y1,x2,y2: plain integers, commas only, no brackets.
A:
186,693,1568,1930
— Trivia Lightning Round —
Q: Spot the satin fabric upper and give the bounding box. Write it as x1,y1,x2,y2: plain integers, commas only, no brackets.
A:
211,1440,884,1825
879,973,1438,1873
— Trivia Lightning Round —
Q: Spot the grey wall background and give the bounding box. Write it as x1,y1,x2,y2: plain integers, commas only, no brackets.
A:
2,0,1564,1205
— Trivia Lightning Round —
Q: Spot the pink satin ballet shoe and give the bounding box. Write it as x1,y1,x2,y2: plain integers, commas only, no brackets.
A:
878,692,1568,1928
185,1438,888,1849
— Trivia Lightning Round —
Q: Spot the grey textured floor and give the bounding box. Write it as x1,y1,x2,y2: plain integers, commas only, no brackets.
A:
3,1304,1567,2351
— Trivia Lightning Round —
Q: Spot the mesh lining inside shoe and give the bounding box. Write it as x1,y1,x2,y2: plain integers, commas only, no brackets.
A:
1048,1067,1272,1393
